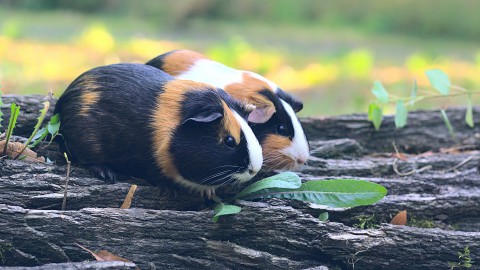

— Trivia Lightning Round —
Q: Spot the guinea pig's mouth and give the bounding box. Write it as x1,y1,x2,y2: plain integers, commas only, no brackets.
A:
232,169,258,183
262,151,301,171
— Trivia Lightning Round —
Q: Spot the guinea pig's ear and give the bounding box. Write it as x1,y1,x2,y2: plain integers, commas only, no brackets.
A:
248,105,276,124
181,111,223,125
276,88,304,113
289,100,303,113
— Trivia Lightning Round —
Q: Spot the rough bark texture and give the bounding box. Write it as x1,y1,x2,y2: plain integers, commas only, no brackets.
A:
0,94,479,269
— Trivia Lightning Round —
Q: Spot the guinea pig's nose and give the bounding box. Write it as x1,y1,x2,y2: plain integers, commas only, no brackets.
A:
296,157,307,166
248,167,258,175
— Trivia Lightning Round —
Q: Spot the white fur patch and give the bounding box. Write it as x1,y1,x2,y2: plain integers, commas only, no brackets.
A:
232,111,263,181
279,99,310,163
176,59,243,89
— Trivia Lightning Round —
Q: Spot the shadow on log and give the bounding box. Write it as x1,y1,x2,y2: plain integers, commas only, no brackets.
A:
1,94,479,269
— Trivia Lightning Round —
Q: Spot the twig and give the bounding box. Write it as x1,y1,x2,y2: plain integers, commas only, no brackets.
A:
120,185,138,209
440,155,476,174
392,158,432,176
62,152,71,211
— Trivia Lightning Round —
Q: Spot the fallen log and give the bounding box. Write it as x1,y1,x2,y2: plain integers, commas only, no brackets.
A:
0,94,479,269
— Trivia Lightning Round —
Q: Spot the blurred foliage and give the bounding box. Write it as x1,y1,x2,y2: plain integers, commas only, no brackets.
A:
4,0,480,40
0,1,479,116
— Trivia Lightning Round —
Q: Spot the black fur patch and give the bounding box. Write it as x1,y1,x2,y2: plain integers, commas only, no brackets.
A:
145,51,176,70
276,88,303,112
171,90,250,186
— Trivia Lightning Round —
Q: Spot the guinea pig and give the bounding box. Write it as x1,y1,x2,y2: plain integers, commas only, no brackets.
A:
146,50,309,171
54,63,263,196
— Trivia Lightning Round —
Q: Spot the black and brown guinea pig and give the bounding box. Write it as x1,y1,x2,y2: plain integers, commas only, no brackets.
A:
54,63,263,196
146,50,310,171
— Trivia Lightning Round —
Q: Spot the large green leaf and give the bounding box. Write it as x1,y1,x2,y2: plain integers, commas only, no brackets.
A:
425,69,450,95
465,94,474,128
368,103,383,130
234,171,301,199
212,203,242,222
395,100,408,128
371,81,389,103
241,179,387,208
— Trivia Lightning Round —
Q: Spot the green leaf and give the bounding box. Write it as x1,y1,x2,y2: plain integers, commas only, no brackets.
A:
0,90,4,128
212,203,242,222
14,101,50,158
371,81,389,103
47,113,61,136
409,79,417,106
4,103,20,154
241,179,388,208
234,171,301,199
368,103,383,130
28,127,48,148
440,109,456,139
465,94,474,128
318,212,329,221
425,69,450,95
395,100,408,128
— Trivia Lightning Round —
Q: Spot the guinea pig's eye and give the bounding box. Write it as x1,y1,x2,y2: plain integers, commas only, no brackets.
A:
276,124,288,136
224,135,236,148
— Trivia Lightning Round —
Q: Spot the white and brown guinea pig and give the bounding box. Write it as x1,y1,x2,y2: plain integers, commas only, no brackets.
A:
54,63,263,196
146,50,310,171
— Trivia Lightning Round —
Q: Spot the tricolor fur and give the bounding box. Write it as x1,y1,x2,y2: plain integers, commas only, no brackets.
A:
146,50,310,171
55,63,262,193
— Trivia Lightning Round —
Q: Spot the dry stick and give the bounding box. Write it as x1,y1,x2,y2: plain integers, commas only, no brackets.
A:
120,185,138,209
62,152,71,211
391,142,432,176
392,158,432,176
439,155,476,173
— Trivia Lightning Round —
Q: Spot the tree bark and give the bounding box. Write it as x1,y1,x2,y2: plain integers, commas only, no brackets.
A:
0,94,479,269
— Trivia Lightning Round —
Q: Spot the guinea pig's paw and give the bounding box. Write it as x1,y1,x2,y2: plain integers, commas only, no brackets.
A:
88,165,117,183
200,187,216,200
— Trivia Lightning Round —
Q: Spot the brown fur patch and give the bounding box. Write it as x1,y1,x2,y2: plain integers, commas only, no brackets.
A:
220,101,241,143
162,50,207,76
79,91,100,116
151,80,221,182
224,72,275,110
261,134,294,171
150,80,184,180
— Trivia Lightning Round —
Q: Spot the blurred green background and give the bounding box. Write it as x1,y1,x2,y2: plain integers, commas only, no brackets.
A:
1,0,479,116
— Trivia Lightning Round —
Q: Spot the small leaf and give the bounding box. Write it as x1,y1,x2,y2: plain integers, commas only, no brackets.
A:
212,203,241,222
465,94,474,128
425,69,450,95
395,100,408,128
440,109,456,139
29,127,48,148
318,212,329,221
371,81,389,103
4,103,20,149
47,113,61,136
390,210,407,225
14,101,50,159
75,243,133,263
241,179,388,208
234,171,301,199
409,79,417,106
368,103,383,130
